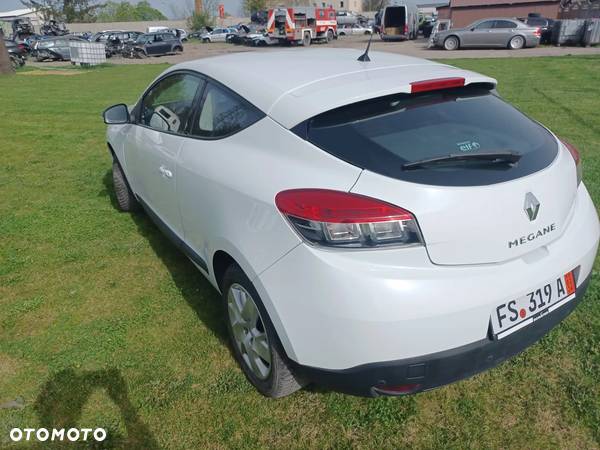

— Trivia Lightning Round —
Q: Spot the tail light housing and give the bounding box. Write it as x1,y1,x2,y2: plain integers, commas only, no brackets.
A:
275,189,423,248
561,139,582,186
534,27,541,38
404,24,408,35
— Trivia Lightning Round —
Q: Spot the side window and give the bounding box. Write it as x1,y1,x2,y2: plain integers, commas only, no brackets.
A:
141,74,203,134
494,20,517,28
192,83,264,139
474,21,494,29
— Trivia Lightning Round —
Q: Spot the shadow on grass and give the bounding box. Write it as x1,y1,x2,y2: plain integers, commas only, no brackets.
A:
100,170,228,346
35,368,159,449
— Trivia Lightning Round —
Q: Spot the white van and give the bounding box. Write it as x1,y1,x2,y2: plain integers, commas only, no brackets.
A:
376,2,418,41
147,26,169,33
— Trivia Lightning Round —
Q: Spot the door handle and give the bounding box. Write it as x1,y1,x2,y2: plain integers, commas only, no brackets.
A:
159,165,173,178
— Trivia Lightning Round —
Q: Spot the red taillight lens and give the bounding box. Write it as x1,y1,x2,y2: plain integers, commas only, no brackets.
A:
534,27,541,37
410,77,465,94
560,139,582,186
275,189,423,248
404,24,408,34
374,383,422,396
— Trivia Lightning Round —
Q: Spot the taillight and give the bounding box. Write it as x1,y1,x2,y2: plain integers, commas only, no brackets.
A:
534,27,541,38
275,189,423,248
404,25,408,34
560,139,582,186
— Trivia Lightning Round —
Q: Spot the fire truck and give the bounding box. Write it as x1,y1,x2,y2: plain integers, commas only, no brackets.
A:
267,7,337,46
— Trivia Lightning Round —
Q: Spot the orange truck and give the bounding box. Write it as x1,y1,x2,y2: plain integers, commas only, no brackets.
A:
267,7,337,46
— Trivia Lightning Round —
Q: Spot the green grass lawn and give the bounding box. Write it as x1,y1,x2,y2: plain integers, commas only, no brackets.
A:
1,56,600,449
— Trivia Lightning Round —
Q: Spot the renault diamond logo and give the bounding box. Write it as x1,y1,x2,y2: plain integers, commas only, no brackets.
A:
524,192,540,221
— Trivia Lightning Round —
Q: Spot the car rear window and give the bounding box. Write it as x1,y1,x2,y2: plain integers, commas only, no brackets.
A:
299,87,558,186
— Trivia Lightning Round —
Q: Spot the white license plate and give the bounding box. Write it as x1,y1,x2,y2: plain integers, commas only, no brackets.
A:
491,270,577,340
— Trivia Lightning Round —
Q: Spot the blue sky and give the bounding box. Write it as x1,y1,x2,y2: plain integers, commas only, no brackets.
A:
1,0,244,19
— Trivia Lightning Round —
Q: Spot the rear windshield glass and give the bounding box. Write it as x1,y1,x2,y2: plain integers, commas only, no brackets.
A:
302,87,558,186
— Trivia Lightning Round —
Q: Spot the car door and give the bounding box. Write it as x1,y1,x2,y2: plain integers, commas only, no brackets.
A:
176,81,265,272
491,20,518,47
217,29,228,42
161,34,174,53
462,20,495,47
125,73,204,238
152,34,166,54
143,35,157,54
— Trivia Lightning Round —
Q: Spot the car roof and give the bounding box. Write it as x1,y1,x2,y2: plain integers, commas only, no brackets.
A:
472,17,525,23
169,49,497,128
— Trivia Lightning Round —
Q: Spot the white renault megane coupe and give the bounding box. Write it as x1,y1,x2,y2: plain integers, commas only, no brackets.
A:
103,49,599,397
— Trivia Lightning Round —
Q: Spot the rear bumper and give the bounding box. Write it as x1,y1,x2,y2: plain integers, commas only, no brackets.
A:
526,35,541,47
255,185,599,371
290,274,590,397
380,34,409,41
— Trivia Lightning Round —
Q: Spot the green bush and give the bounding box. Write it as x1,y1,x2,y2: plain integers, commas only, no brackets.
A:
187,11,215,32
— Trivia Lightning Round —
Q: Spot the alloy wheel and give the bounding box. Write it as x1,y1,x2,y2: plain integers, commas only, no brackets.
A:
227,283,271,380
510,36,524,49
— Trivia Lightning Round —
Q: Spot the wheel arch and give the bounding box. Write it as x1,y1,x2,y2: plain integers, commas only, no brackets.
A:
444,34,461,46
212,247,298,362
213,250,238,292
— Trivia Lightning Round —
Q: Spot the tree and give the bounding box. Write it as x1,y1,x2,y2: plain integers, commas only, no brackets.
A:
20,0,100,23
187,11,215,31
0,30,15,75
243,0,267,15
95,1,167,22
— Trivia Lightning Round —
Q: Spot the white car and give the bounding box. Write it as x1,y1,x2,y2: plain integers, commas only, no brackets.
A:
201,27,236,43
338,24,373,35
103,49,599,398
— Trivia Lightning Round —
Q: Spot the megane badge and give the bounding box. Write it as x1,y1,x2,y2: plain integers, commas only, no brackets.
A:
524,192,540,221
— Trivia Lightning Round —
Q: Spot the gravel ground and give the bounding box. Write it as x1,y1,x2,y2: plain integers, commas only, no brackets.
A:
29,35,600,68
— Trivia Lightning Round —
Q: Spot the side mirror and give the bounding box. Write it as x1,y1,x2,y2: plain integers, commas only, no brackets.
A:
103,104,129,124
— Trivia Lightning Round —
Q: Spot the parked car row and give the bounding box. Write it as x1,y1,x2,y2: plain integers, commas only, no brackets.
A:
8,28,186,62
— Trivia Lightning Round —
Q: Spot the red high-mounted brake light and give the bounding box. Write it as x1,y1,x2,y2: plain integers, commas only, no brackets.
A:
275,189,423,248
560,139,582,186
410,77,466,94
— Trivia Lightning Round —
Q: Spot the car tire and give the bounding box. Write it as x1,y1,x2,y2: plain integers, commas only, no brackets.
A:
302,32,311,46
174,46,183,53
443,35,459,50
339,31,346,36
326,29,334,42
508,35,525,50
112,161,139,212
222,263,305,398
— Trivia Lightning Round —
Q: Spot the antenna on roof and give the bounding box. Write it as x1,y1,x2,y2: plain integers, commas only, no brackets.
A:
357,0,386,62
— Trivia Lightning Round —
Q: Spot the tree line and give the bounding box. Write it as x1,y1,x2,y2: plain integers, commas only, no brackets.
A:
20,0,167,23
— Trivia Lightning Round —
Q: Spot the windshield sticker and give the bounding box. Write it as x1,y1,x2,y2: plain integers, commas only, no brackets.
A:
456,141,481,152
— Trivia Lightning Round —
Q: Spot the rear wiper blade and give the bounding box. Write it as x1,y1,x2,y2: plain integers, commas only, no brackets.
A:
401,151,522,171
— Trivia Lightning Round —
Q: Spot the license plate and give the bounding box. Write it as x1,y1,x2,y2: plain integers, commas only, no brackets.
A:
491,270,577,340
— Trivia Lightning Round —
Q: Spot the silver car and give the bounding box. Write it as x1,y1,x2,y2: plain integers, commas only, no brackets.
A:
433,18,541,50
